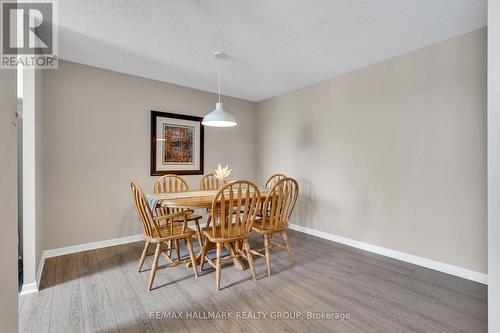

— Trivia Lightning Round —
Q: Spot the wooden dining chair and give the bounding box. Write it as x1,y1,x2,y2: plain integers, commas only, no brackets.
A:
154,174,190,194
264,173,287,189
130,181,198,290
154,175,203,257
258,173,287,217
251,177,299,277
199,173,227,228
199,180,261,290
199,172,226,191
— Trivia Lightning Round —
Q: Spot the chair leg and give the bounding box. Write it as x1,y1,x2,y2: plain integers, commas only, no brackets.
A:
175,239,181,262
138,241,150,272
186,237,198,278
282,230,295,265
167,240,172,258
148,243,161,291
243,240,257,281
264,234,271,277
195,220,203,247
205,214,212,228
216,242,222,291
199,238,208,271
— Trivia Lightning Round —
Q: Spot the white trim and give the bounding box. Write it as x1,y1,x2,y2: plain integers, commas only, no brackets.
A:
489,0,500,328
33,225,488,288
25,234,143,294
35,252,45,288
288,223,488,285
22,67,37,292
43,234,143,259
19,282,38,296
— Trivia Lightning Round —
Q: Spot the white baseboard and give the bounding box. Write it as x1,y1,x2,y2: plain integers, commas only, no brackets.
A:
19,254,46,296
288,223,488,285
36,253,45,288
23,234,143,294
43,234,143,259
31,225,488,290
25,234,143,294
19,282,38,296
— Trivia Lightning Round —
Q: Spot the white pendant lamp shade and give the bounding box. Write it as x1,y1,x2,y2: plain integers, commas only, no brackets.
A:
202,102,236,127
203,52,237,127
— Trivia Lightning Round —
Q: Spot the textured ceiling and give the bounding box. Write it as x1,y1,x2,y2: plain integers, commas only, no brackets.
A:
59,0,486,101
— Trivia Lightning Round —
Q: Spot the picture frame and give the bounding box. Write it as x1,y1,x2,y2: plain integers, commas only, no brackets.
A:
150,111,204,176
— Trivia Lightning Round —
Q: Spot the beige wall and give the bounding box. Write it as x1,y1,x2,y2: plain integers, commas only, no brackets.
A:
42,60,256,249
0,70,19,332
256,28,487,273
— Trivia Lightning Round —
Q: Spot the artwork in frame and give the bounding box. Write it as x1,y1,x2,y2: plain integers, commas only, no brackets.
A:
151,111,204,175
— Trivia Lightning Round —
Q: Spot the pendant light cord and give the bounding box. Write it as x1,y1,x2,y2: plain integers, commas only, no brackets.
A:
218,57,221,103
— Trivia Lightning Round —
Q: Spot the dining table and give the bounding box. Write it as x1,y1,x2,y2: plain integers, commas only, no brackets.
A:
150,188,269,270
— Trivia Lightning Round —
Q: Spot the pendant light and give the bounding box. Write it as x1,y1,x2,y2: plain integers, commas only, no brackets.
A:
202,52,237,127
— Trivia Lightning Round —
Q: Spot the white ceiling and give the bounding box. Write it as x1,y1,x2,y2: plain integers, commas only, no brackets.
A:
59,0,486,102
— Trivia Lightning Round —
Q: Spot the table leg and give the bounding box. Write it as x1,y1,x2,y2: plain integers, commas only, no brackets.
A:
188,240,245,271
225,243,245,271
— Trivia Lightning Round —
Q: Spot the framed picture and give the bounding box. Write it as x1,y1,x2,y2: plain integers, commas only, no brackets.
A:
150,111,204,175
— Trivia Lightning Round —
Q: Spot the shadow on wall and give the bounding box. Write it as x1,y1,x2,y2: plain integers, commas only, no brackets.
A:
291,114,322,228
293,178,317,228
296,114,317,147
122,204,141,236
292,177,342,233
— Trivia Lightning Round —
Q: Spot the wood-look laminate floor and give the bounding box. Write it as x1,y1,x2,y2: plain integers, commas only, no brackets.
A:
19,230,487,333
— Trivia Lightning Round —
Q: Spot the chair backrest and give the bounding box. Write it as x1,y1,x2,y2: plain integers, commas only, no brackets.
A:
199,173,226,191
265,173,287,189
154,174,190,194
131,181,186,239
260,178,299,231
211,180,261,240
130,181,157,238
153,174,190,215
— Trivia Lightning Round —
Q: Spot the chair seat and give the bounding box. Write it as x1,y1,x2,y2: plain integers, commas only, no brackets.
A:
175,214,203,222
202,225,250,242
252,218,286,234
156,208,201,221
151,225,195,239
